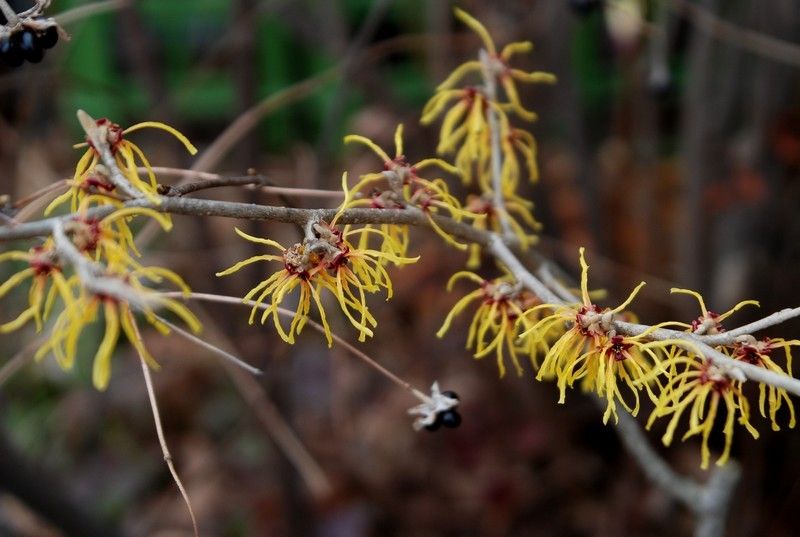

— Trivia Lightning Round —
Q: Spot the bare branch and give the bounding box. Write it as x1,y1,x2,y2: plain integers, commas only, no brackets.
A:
668,0,800,69
134,321,199,537
480,49,513,239
55,0,129,26
152,314,262,376
697,307,800,345
165,292,426,398
0,195,493,246
151,169,344,199
186,303,333,500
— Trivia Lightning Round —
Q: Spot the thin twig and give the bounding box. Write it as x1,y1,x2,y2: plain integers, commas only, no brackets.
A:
697,307,800,346
187,303,333,500
164,292,428,401
148,168,343,199
190,68,340,174
480,49,513,239
668,0,800,69
0,0,19,26
1,195,493,247
11,180,70,210
55,0,128,26
159,175,267,197
133,320,199,537
0,336,44,387
610,400,701,506
152,313,262,376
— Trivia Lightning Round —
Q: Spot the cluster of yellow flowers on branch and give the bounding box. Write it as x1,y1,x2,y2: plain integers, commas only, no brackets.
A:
1,7,800,481
0,113,200,390
216,211,418,346
422,7,554,267
421,9,799,469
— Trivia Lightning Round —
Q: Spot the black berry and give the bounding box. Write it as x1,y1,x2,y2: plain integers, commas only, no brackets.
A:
0,37,24,68
441,390,460,401
38,25,58,50
440,410,462,429
17,30,43,63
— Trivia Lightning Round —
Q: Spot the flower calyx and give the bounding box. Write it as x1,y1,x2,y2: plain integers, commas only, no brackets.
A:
284,221,351,277
88,118,125,154
691,310,723,335
733,335,773,365
65,217,101,253
29,244,61,276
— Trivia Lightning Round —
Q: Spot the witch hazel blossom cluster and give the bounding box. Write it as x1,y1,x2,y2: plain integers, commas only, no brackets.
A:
415,9,798,469
1,7,799,503
206,7,800,467
1,114,201,390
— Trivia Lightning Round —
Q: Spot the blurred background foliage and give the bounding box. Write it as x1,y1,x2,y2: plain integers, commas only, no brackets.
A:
2,0,800,535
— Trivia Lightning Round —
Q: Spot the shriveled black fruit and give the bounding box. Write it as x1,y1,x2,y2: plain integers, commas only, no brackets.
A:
39,25,58,49
424,416,442,432
0,36,24,67
17,30,43,63
440,410,462,429
441,390,460,401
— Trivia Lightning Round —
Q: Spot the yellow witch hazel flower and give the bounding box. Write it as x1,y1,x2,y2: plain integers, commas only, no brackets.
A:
0,239,73,333
344,124,480,250
518,248,663,423
669,288,759,336
729,335,797,431
670,288,797,432
441,8,557,122
217,211,418,346
66,196,173,269
421,8,555,189
46,116,197,214
647,350,759,469
422,85,492,187
464,191,541,268
437,270,547,377
35,262,201,390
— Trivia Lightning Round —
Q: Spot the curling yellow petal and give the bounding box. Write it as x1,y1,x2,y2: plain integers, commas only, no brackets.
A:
123,121,198,155
344,134,392,162
0,267,35,299
510,69,557,84
435,61,482,91
92,302,120,390
453,7,496,55
231,227,286,249
500,41,533,60
393,124,404,156
611,281,646,314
